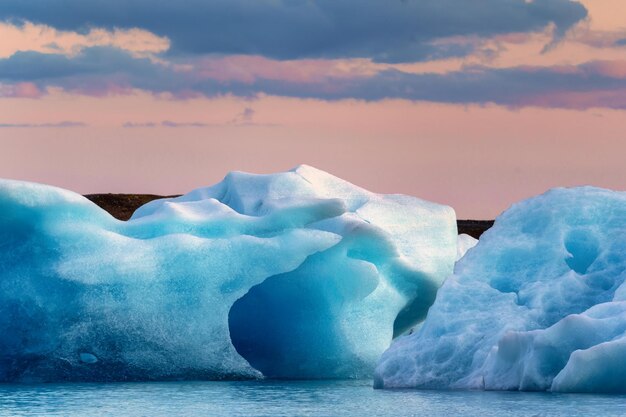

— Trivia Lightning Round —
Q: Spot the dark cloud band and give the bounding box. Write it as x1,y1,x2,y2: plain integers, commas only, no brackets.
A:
1,47,625,109
0,0,587,62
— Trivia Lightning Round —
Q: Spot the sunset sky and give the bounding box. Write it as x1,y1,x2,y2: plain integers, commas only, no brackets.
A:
0,0,625,218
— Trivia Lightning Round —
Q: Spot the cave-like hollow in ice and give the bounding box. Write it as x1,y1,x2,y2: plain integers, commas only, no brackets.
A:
0,165,458,382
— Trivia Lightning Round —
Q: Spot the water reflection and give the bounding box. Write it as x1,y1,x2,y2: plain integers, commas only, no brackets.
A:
0,380,624,417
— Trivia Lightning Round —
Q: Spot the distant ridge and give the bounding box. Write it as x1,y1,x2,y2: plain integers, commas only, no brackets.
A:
455,220,494,239
85,193,494,238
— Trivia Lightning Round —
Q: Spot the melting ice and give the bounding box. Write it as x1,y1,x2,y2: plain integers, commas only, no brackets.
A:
375,187,626,393
0,165,457,382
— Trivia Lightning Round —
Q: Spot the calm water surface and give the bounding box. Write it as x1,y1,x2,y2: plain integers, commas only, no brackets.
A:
0,380,625,417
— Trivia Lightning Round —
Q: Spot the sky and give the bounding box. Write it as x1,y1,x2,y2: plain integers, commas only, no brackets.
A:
0,0,625,218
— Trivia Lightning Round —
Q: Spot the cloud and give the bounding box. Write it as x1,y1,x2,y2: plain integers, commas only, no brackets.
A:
230,107,255,125
0,121,86,128
123,121,209,128
122,121,157,128
161,120,209,128
0,21,169,59
0,47,175,96
122,109,281,129
0,81,43,98
3,47,626,109
0,0,587,63
563,23,626,49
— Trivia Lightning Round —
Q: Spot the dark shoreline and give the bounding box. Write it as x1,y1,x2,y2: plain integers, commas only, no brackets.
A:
85,194,494,238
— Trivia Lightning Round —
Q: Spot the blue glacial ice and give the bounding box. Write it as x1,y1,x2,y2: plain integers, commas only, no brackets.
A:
0,165,457,382
374,187,626,393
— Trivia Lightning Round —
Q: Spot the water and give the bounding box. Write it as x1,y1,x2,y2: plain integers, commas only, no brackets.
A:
0,380,625,417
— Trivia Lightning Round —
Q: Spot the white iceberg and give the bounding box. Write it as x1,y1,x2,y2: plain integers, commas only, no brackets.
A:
0,165,457,382
456,233,478,261
375,187,626,393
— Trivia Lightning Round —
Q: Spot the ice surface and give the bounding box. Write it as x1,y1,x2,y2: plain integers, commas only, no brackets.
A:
375,187,626,393
0,165,457,382
456,234,478,261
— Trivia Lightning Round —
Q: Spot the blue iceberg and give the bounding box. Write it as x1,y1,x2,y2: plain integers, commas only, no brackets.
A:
375,187,626,393
0,165,457,382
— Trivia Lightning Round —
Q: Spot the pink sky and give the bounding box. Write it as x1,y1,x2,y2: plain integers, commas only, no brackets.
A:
0,0,625,218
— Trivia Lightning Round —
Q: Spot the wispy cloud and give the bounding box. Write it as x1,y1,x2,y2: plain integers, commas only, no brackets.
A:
0,120,85,128
161,120,209,128
123,120,209,128
0,21,169,59
0,81,44,98
122,108,280,129
122,121,157,128
230,107,255,126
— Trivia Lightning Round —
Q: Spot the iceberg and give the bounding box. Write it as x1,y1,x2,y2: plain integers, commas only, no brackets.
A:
456,234,478,261
374,187,626,393
0,165,457,382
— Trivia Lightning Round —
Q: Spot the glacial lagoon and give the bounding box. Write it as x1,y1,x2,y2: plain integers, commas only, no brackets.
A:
1,380,626,417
